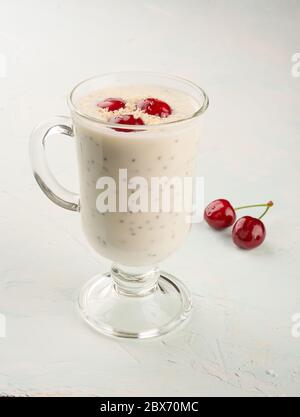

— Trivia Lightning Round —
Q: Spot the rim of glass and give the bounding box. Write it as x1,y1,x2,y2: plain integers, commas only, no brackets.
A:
68,71,209,130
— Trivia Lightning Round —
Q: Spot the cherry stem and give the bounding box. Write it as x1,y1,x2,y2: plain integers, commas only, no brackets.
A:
234,201,274,219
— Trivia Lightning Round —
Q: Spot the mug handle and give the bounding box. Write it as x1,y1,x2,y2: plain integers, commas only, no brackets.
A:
29,115,80,212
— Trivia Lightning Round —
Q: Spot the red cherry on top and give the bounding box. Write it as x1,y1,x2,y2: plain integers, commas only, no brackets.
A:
204,199,236,229
232,216,266,249
110,114,144,132
138,98,172,118
97,98,126,111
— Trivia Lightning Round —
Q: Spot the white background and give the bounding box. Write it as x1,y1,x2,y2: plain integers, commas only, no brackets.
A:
0,0,300,397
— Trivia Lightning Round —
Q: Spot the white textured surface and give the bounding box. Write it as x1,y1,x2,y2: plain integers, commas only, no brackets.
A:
0,0,300,397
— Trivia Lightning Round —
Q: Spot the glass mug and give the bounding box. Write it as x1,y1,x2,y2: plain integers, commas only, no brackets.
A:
29,72,209,339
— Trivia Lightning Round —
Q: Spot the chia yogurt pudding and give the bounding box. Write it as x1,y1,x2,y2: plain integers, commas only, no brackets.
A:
72,85,200,266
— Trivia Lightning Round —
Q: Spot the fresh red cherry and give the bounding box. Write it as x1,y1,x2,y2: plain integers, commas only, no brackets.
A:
204,199,236,229
138,98,172,117
97,98,126,111
231,201,273,249
232,216,266,249
110,114,144,132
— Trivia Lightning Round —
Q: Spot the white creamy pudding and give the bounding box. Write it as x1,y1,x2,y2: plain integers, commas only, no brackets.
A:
79,86,197,125
74,85,200,266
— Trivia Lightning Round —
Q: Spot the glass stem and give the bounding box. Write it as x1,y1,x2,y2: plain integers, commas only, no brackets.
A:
111,264,159,297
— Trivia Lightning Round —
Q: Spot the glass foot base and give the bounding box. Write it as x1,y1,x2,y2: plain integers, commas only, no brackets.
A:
78,271,192,339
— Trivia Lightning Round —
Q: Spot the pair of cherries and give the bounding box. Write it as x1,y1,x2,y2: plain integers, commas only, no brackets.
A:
97,97,172,129
204,199,274,249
